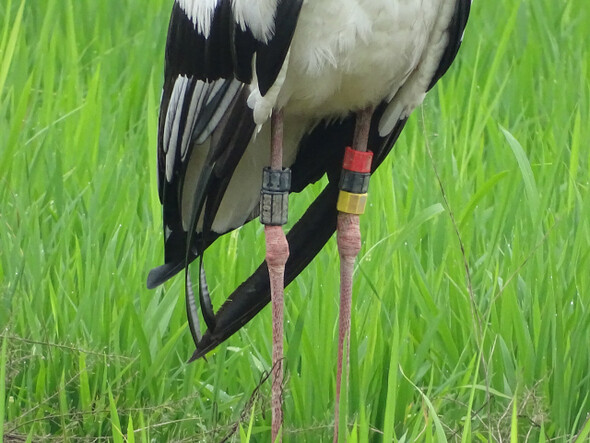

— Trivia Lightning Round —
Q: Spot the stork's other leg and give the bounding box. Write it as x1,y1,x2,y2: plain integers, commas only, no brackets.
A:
261,109,290,443
333,107,374,443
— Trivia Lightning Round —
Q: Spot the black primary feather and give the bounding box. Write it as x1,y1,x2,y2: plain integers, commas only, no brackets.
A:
148,0,305,346
428,0,472,90
151,0,304,283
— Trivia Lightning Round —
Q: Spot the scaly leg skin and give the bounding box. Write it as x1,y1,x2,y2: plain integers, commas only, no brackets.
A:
266,225,288,443
333,212,360,442
333,107,374,443
263,110,289,443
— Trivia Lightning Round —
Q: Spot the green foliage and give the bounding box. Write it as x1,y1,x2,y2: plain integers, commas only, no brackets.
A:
1,0,589,440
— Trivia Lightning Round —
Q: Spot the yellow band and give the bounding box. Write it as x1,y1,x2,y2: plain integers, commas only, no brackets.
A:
337,191,368,214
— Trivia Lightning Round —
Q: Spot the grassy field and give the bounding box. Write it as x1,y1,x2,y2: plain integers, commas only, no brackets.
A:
1,0,590,441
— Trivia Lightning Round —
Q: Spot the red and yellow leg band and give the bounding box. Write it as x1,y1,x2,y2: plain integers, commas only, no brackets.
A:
337,147,373,214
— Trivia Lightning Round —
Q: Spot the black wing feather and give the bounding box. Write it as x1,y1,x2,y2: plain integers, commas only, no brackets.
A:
256,0,304,95
149,1,304,341
428,0,471,90
151,0,304,276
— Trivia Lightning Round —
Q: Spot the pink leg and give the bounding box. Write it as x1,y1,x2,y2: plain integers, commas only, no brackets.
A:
333,213,361,442
266,225,288,442
265,110,289,443
333,107,374,443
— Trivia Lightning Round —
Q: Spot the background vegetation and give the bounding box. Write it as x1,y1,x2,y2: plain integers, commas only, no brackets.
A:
1,0,589,441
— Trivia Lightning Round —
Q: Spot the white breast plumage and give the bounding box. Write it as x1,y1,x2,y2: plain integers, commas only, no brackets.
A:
247,0,454,132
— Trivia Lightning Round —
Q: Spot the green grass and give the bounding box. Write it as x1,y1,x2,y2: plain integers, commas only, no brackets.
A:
1,0,589,441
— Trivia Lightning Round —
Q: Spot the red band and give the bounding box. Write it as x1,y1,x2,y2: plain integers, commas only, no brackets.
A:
342,146,373,173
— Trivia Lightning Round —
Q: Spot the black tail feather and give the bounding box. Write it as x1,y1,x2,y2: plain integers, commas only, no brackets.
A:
192,182,340,360
185,270,202,346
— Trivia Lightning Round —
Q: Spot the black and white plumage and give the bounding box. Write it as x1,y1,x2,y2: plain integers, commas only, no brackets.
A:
148,0,471,359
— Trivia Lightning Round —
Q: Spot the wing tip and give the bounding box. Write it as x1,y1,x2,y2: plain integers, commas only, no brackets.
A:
146,261,185,289
188,343,210,362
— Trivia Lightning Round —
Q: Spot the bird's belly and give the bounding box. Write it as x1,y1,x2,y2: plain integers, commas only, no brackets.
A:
279,0,442,117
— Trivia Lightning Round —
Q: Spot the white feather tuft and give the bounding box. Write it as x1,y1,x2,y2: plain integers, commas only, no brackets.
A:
176,0,219,38
232,0,277,42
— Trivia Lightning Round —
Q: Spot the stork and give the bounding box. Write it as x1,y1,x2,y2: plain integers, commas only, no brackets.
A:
148,1,471,441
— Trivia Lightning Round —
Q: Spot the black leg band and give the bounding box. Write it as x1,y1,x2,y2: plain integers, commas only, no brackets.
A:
260,167,291,226
339,170,370,194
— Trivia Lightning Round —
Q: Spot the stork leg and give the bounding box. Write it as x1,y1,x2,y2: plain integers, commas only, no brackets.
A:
334,107,374,443
261,109,290,443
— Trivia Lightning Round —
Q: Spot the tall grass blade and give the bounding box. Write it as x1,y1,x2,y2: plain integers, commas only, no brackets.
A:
127,415,136,443
399,366,447,442
108,386,124,443
0,0,25,95
382,326,400,442
501,126,540,221
510,392,518,443
0,337,6,443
